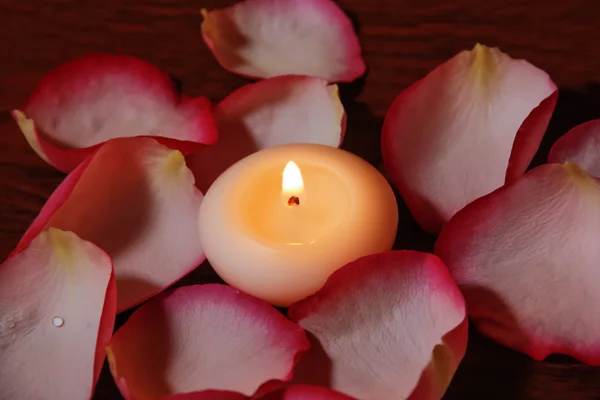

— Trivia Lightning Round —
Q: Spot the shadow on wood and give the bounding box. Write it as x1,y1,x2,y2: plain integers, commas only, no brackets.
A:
530,83,600,169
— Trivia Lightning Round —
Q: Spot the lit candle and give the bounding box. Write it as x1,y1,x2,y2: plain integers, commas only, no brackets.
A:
199,143,398,306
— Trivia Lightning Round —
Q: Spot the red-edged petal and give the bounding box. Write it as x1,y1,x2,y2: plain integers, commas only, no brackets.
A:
0,228,116,400
259,385,356,400
16,137,205,312
288,251,467,400
13,53,217,172
435,163,600,365
188,75,345,192
548,120,600,176
159,386,352,400
506,91,559,182
107,284,310,399
201,0,365,82
158,391,248,400
382,43,557,233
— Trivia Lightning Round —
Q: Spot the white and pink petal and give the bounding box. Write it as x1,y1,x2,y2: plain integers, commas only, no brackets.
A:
548,120,600,177
0,228,116,400
201,0,365,82
382,43,557,233
435,163,600,365
16,137,205,312
188,75,345,192
13,53,217,172
107,284,310,399
288,251,467,400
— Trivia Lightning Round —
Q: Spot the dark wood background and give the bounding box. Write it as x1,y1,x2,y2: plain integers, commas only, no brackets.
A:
2,0,600,399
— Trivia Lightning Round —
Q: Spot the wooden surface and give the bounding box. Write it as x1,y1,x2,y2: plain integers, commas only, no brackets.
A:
2,0,600,399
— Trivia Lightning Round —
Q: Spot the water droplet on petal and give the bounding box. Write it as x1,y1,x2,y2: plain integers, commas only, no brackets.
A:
52,317,64,327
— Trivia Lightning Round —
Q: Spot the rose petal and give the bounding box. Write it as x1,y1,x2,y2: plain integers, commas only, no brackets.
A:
259,385,356,400
548,120,600,177
159,385,355,400
15,137,205,312
0,228,116,400
435,163,600,365
107,284,310,399
288,251,467,400
158,391,248,400
506,91,559,183
12,53,218,172
188,75,345,192
201,0,365,82
382,43,557,233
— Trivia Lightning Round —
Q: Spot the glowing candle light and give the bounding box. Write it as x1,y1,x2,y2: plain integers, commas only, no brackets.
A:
199,143,398,306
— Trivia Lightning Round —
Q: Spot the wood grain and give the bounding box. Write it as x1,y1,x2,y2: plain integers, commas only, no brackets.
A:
2,0,600,399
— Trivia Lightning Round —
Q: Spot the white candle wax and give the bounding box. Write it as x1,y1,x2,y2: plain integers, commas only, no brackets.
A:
199,143,398,306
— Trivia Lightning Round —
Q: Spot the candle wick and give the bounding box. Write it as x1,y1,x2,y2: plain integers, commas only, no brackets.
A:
287,196,300,207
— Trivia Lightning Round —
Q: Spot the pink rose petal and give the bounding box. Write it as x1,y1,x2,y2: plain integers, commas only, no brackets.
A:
548,120,600,177
107,284,310,400
382,43,557,233
12,53,217,172
16,137,205,312
188,75,345,192
158,391,248,400
0,228,116,400
159,385,355,400
260,385,356,400
435,163,600,365
506,91,559,183
201,0,365,82
288,251,467,400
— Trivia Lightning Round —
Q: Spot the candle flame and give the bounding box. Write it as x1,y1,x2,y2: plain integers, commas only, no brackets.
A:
282,161,303,195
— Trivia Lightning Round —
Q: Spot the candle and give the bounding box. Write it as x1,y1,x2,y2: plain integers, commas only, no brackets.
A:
199,143,398,306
